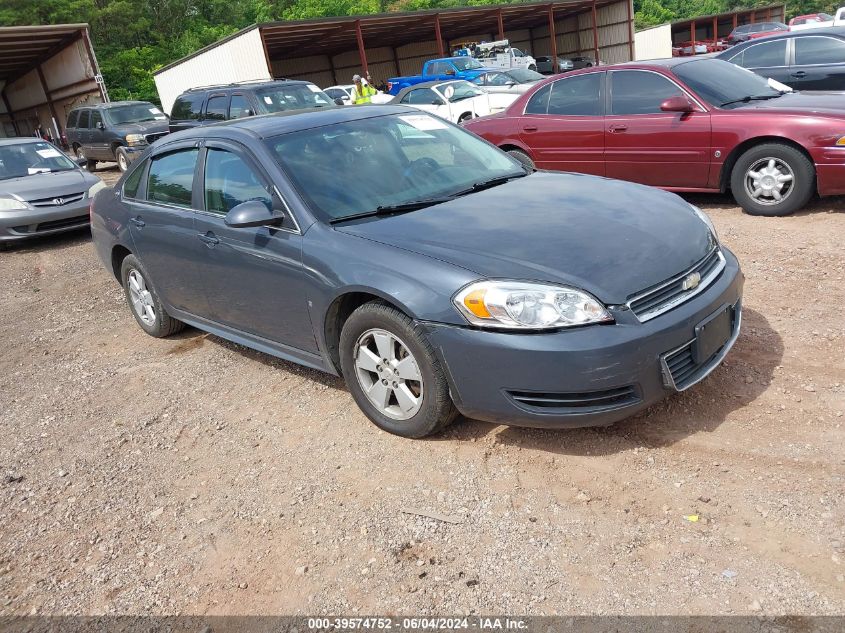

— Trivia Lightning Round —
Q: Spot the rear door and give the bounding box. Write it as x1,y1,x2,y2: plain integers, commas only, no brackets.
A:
191,141,317,352
789,35,845,90
726,39,791,86
604,69,711,189
517,72,605,175
76,110,91,153
125,143,209,315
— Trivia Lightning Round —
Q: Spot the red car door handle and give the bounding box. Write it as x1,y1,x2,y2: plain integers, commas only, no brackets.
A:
522,125,538,132
608,124,628,133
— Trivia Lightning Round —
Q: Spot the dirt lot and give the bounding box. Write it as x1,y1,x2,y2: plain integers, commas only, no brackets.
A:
0,165,843,616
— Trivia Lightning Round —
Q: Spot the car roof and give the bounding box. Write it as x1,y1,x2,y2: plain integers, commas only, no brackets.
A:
392,79,471,98
721,25,845,48
156,105,415,146
0,137,45,147
182,79,310,94
326,85,354,90
70,101,153,111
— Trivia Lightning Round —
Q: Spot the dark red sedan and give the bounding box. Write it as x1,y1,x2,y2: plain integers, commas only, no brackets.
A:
463,58,845,216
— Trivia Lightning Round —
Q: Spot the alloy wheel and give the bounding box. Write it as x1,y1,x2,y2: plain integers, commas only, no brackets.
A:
127,269,156,326
354,328,423,420
744,157,795,206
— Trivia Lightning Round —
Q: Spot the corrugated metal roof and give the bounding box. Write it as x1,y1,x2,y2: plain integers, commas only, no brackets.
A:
156,0,621,75
0,24,90,81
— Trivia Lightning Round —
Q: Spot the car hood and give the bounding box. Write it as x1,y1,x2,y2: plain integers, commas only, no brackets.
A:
1,169,97,202
334,172,714,304
736,91,845,115
112,120,170,135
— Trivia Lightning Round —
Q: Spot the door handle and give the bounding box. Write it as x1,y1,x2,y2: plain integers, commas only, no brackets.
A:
129,216,145,228
790,71,807,78
198,232,220,246
608,124,628,133
522,125,538,132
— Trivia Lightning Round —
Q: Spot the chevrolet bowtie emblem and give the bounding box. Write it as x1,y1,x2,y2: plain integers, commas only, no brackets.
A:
682,272,701,291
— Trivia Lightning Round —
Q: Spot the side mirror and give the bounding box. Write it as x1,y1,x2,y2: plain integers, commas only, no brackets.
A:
97,122,105,130
445,69,456,76
506,81,517,87
660,95,695,113
224,200,282,228
334,98,346,106
74,156,87,166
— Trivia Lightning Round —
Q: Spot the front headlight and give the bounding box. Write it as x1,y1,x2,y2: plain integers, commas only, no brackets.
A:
0,196,28,211
88,180,107,198
125,134,145,146
690,204,718,242
454,280,613,330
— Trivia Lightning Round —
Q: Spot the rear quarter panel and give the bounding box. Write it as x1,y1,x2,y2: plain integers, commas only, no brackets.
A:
90,182,134,281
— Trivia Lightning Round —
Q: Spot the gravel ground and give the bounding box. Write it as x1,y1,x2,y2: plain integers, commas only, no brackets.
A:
0,165,843,616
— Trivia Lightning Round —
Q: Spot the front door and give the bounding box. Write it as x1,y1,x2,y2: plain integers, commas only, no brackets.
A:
125,144,210,315
192,141,317,353
789,35,845,90
88,110,108,160
517,72,605,175
604,70,711,189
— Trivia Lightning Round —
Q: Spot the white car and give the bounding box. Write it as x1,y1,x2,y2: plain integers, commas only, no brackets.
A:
789,9,845,30
470,68,543,112
325,84,393,106
390,80,491,124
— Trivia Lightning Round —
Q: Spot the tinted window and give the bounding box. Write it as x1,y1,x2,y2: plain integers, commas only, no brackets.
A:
795,36,845,65
90,111,103,129
325,88,347,100
737,40,787,68
171,94,204,120
403,88,441,105
67,110,79,128
205,95,228,121
427,62,448,75
611,71,682,115
146,149,198,208
78,110,90,129
254,84,333,113
229,94,251,119
547,73,602,116
204,148,271,215
123,160,146,198
525,83,551,114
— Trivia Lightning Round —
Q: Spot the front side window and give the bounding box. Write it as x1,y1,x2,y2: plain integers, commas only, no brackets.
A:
795,36,845,65
205,95,229,121
738,40,787,68
171,94,204,120
204,148,271,215
229,94,251,118
611,71,682,115
90,111,103,129
547,73,602,116
266,112,522,221
78,110,91,129
403,88,441,105
123,160,146,198
450,58,483,71
146,148,198,208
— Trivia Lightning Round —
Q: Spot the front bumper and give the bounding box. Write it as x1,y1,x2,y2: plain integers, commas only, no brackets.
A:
812,148,845,196
0,198,90,242
425,248,744,429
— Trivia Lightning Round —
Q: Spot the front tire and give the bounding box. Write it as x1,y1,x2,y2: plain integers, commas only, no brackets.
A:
730,143,814,217
458,112,473,124
120,255,184,338
339,302,457,438
507,148,535,170
115,147,130,172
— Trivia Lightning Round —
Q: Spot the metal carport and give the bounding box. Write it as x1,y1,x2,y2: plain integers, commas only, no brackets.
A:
154,0,635,114
0,24,107,140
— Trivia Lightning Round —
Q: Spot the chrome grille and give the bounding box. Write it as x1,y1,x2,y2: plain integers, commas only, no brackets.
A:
28,192,85,207
627,248,725,322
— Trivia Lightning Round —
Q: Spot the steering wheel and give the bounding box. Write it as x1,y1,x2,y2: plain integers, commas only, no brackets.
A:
402,157,440,183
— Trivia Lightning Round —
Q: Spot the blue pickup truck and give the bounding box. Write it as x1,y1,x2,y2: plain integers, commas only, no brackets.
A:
387,57,493,95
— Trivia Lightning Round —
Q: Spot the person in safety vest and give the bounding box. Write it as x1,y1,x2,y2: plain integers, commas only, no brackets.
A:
352,73,377,104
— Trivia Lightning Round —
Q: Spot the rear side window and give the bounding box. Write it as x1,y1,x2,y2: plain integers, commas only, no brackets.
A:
525,83,551,114
205,95,229,121
548,73,602,116
736,40,787,68
204,148,272,215
78,110,91,129
123,160,146,198
170,94,204,120
67,110,80,128
146,149,198,208
611,71,682,115
795,36,845,65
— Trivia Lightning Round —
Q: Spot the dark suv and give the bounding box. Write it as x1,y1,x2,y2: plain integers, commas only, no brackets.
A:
66,101,170,172
168,80,335,133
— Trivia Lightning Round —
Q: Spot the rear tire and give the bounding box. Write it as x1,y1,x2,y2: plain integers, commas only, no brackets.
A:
115,147,130,172
507,148,535,170
528,64,537,72
458,112,473,124
120,255,184,338
729,143,814,217
75,145,96,171
339,302,457,438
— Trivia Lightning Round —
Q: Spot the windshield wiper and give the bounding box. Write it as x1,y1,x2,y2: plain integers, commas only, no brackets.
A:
451,172,528,197
720,93,784,107
329,197,454,224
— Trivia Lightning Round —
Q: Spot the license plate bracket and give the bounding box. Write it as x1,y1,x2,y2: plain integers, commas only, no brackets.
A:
693,305,732,365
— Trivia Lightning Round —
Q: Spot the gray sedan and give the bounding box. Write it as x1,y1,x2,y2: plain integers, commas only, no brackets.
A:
90,106,743,438
0,138,105,242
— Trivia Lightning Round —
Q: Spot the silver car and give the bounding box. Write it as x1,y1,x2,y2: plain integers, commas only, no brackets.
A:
0,138,105,243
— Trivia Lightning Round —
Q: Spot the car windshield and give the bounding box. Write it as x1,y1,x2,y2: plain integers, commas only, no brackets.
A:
0,141,77,180
106,104,167,125
255,84,333,113
439,82,484,102
265,112,524,221
506,68,544,83
451,58,484,71
673,58,780,108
